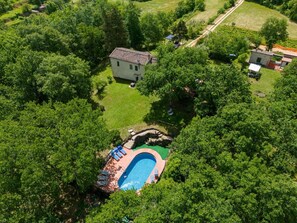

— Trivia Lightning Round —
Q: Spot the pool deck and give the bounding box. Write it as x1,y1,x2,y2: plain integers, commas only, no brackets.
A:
98,147,166,193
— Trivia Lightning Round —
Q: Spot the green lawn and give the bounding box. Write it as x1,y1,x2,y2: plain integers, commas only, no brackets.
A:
134,144,170,160
190,0,226,22
93,67,193,138
93,67,162,138
249,67,282,101
109,0,180,13
222,2,297,39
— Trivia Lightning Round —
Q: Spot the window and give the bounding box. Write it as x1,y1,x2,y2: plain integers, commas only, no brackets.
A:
256,57,262,63
117,61,120,66
130,64,133,70
135,65,138,71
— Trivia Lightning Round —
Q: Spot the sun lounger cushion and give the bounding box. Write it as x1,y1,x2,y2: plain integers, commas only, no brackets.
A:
98,175,108,181
114,148,123,158
117,145,127,155
100,170,109,176
96,180,107,187
111,152,120,161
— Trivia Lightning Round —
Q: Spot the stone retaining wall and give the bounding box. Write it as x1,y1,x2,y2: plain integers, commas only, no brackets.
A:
123,128,172,149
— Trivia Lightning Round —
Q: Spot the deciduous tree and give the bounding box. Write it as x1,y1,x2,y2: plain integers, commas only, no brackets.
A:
260,17,288,50
124,1,144,49
0,99,115,222
34,54,91,102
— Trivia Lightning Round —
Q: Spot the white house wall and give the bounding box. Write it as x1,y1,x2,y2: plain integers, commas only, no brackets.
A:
110,58,145,81
249,52,272,66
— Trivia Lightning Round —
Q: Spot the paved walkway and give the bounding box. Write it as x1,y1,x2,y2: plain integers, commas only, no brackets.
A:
186,0,244,47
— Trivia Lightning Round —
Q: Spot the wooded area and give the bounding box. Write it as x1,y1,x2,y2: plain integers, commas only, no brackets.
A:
0,0,297,222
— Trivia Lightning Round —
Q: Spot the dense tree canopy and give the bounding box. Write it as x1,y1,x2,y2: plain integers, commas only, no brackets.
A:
86,43,297,223
1,0,297,222
0,99,116,222
138,45,251,116
88,102,297,222
205,27,250,62
3,51,90,103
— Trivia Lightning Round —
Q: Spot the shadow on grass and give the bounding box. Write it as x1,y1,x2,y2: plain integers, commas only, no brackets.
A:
113,77,132,85
91,59,110,75
144,98,195,136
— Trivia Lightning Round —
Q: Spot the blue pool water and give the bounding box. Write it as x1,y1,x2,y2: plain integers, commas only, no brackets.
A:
118,153,156,190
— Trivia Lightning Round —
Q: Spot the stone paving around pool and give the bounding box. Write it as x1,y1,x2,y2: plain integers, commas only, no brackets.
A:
98,147,166,193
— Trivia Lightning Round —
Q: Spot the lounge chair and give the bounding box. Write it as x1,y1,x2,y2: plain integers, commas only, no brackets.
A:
98,175,108,181
117,145,127,155
154,169,158,177
96,180,108,187
150,175,155,183
111,151,120,161
100,170,109,176
114,148,123,158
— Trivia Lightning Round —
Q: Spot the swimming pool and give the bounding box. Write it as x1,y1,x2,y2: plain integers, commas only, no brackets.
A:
118,153,156,190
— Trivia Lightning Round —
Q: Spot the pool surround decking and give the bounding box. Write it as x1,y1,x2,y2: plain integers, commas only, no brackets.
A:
99,147,166,192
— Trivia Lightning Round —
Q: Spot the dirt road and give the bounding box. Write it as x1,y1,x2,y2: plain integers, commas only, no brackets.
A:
186,0,244,47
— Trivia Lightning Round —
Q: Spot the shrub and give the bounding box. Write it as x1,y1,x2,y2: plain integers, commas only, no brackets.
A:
229,0,235,6
22,4,32,15
217,7,226,15
93,80,107,95
187,20,205,38
224,2,231,9
107,76,113,84
175,0,205,18
195,0,205,11
0,0,13,14
207,16,217,25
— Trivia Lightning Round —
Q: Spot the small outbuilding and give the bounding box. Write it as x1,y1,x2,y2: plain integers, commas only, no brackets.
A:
248,63,261,78
249,49,273,66
281,57,292,68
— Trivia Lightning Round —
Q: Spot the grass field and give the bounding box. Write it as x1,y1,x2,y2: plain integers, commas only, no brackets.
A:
222,2,297,39
249,67,282,101
93,67,194,138
109,0,180,13
190,0,226,22
92,67,166,138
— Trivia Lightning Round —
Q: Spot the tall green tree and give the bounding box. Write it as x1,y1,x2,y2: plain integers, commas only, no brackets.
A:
138,46,208,105
76,23,106,67
17,24,70,55
101,2,129,53
34,54,91,102
205,27,249,62
140,13,164,48
124,1,144,49
286,0,297,21
172,20,188,41
194,64,252,116
4,50,45,104
260,17,288,50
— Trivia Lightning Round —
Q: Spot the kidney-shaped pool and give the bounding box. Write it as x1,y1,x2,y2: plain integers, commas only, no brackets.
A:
118,153,156,190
